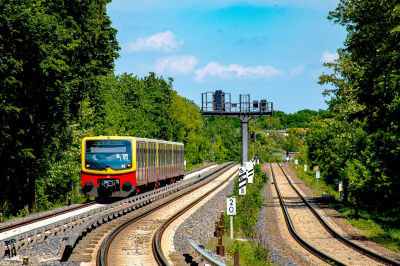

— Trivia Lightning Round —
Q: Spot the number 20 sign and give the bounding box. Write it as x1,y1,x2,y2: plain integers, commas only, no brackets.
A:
227,197,236,215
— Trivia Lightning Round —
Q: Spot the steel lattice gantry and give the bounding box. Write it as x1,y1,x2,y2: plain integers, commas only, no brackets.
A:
201,91,273,165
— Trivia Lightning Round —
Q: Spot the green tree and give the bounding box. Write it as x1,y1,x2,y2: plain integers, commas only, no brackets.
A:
314,0,400,211
170,92,206,166
0,0,119,212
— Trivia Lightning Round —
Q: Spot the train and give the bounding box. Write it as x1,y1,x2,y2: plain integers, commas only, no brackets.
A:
81,136,184,198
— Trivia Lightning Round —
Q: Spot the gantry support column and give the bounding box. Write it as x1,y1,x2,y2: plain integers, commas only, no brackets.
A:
240,115,250,166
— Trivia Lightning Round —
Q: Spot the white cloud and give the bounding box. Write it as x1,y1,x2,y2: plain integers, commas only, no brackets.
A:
195,62,283,81
320,51,338,63
290,65,304,75
122,31,183,53
153,55,199,74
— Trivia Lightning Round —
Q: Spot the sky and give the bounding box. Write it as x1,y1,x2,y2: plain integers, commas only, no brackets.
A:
106,0,347,114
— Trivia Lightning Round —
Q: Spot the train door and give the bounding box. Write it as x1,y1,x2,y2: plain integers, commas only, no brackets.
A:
144,140,149,183
167,143,170,177
149,142,153,182
178,145,181,175
161,143,165,179
156,142,159,180
158,142,162,179
141,141,145,184
136,141,140,183
148,142,152,182
164,143,167,178
170,144,172,177
150,141,156,183
172,144,175,177
137,141,143,185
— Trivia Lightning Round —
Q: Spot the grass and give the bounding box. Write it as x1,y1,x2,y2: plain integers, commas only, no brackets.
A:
204,164,274,266
288,162,339,199
206,236,272,266
287,163,400,254
329,202,400,253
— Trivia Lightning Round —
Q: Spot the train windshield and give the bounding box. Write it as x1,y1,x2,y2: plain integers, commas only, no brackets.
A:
85,140,132,171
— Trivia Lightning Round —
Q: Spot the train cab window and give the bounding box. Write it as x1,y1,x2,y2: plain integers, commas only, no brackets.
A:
85,140,132,171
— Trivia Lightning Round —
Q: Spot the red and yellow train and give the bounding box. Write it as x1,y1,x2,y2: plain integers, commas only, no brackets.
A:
81,136,184,198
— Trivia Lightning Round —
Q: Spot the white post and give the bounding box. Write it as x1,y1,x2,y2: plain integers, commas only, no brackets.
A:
227,197,236,239
230,215,233,239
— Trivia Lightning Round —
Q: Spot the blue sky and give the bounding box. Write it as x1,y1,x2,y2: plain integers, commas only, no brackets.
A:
106,0,347,113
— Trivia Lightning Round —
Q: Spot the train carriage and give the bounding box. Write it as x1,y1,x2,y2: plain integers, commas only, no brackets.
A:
81,136,184,198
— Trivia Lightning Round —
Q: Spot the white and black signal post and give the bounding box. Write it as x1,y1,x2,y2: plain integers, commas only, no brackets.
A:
247,162,254,184
238,166,247,195
227,197,236,239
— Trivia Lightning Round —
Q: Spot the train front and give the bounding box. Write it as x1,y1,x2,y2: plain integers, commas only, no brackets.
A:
81,136,136,198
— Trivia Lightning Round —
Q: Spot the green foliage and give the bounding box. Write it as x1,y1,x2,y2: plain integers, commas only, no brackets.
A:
272,109,327,128
35,179,51,211
0,0,119,212
307,0,400,213
291,163,339,199
329,202,400,253
171,93,207,166
225,165,268,238
249,116,307,163
203,116,242,163
225,239,271,266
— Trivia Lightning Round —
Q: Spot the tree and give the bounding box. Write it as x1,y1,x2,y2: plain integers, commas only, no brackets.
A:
315,0,400,211
0,0,119,212
170,92,206,166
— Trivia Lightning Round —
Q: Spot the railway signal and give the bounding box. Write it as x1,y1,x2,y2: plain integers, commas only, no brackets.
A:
201,91,273,165
250,132,255,141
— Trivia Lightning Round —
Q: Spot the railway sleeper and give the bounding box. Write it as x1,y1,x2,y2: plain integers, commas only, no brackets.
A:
72,248,94,253
68,254,92,262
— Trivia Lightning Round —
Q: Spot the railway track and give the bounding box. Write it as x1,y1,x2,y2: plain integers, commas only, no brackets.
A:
0,164,217,261
0,201,97,235
0,164,215,238
94,163,237,266
270,163,400,266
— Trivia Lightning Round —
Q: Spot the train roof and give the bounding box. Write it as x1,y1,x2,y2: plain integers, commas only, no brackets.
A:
83,136,183,145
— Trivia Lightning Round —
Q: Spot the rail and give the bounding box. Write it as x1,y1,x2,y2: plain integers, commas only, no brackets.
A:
0,165,215,259
277,163,400,266
70,163,233,263
153,163,236,266
186,238,226,266
270,163,345,265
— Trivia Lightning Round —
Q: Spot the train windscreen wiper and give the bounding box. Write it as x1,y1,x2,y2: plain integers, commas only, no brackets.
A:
90,159,108,170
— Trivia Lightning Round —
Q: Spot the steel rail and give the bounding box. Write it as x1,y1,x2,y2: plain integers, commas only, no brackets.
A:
0,201,96,234
270,163,345,266
153,167,238,266
0,164,212,235
277,163,400,266
97,162,236,266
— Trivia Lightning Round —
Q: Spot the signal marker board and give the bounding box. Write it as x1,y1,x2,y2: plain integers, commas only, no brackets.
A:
227,197,236,215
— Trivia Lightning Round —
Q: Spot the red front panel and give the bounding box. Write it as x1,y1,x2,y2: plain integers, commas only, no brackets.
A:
81,171,137,187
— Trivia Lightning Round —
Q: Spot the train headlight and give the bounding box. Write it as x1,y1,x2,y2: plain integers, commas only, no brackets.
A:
127,164,131,168
86,164,90,168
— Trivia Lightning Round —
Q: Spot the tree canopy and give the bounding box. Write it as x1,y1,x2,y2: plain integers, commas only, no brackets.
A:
307,0,400,213
0,0,119,212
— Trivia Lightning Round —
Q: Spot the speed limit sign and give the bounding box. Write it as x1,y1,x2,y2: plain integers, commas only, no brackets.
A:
227,197,236,215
